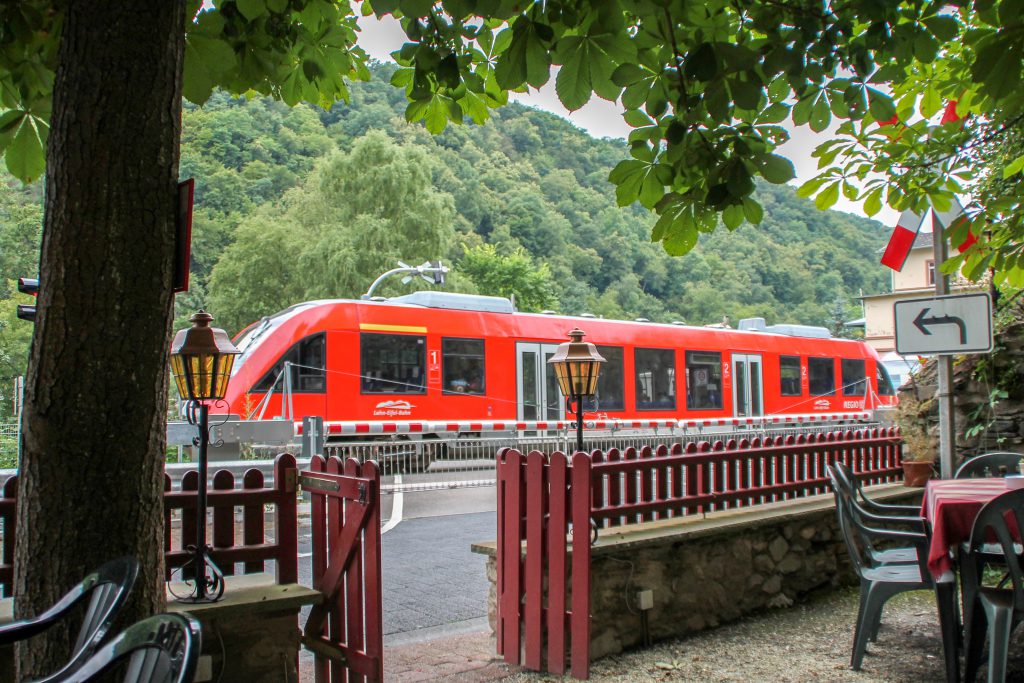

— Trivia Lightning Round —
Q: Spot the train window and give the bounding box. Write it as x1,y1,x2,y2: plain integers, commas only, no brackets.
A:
685,351,722,410
635,348,676,410
779,356,802,397
252,333,326,394
360,333,426,394
808,357,836,396
584,346,624,411
841,359,867,396
876,363,896,396
442,338,485,395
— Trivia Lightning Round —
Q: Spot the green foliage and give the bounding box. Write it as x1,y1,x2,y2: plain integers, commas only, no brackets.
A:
2,0,1022,283
0,178,41,414
206,129,455,332
179,75,888,336
458,243,557,312
0,68,892,343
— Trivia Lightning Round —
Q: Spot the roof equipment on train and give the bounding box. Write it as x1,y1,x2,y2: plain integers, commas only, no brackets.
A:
388,291,515,313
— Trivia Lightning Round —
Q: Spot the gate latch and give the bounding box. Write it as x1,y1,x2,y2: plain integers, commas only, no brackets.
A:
358,482,367,506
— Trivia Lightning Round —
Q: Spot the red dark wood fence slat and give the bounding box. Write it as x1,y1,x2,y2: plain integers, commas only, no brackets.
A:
546,452,569,675
213,470,235,577
243,469,266,575
495,429,904,679
0,453,299,596
0,478,16,597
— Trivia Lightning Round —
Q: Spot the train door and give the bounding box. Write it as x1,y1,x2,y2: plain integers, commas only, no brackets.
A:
516,343,564,430
732,353,764,418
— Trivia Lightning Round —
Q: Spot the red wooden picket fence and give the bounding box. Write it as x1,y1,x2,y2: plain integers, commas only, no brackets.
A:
496,427,905,679
164,452,299,583
0,453,299,596
0,476,16,596
302,455,384,683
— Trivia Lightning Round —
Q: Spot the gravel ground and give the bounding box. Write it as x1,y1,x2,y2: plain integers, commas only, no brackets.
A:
503,586,1024,682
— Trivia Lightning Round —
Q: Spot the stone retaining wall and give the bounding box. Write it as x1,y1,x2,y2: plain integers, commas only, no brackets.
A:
473,484,920,660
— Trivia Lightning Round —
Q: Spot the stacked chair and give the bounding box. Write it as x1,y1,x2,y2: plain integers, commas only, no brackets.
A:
827,464,957,676
955,452,1024,479
962,489,1024,683
0,556,200,683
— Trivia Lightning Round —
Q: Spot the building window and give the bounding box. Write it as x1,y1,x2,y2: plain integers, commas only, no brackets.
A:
443,338,485,394
584,345,625,411
360,333,426,394
686,351,722,410
808,357,836,396
780,356,802,396
927,260,935,286
253,333,326,393
635,348,676,410
841,359,867,396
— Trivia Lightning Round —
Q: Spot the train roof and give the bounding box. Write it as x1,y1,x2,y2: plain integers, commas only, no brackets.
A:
239,292,849,344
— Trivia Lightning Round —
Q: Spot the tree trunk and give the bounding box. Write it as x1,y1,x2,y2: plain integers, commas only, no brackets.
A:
13,1,185,677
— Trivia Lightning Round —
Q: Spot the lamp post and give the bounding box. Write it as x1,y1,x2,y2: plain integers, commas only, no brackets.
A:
548,328,605,453
169,310,239,602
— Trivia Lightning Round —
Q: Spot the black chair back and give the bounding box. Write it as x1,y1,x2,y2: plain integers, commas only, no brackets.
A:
827,465,870,576
0,557,139,676
966,488,1024,610
955,452,1024,479
27,613,201,683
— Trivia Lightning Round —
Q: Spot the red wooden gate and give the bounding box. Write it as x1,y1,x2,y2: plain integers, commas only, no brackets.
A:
302,456,383,683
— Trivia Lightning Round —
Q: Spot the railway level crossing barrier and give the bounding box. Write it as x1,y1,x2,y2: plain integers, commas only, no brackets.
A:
495,428,904,679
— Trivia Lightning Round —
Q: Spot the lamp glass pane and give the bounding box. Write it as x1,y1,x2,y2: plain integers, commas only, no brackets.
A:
553,364,572,397
170,355,191,399
212,355,235,399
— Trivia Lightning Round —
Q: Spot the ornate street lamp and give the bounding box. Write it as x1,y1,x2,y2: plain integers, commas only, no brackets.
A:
169,310,239,602
548,328,605,453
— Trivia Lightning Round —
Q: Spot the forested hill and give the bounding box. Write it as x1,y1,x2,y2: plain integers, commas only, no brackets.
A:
0,62,891,399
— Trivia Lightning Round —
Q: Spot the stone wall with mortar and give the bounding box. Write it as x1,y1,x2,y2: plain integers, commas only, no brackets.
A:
473,484,920,661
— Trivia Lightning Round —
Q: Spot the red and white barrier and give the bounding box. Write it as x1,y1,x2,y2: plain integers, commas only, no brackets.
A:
296,411,874,437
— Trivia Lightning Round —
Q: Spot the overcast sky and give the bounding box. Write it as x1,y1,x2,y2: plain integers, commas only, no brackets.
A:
356,16,900,226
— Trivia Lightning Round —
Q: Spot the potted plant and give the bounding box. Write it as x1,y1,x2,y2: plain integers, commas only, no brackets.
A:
895,395,936,487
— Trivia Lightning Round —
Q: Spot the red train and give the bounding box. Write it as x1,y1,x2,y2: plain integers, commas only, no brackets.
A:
214,291,896,435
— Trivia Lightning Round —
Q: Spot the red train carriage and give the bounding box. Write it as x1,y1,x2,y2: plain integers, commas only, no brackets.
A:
217,291,896,433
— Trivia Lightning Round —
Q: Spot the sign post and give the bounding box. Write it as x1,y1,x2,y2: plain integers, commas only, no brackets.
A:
895,289,993,479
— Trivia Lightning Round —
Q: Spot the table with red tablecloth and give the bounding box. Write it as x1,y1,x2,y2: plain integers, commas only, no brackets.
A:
921,478,1010,578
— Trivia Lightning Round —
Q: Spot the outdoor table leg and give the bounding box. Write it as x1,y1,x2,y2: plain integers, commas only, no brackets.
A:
935,578,961,683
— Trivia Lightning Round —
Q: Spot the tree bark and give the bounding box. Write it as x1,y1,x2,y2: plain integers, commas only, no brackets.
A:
13,1,185,677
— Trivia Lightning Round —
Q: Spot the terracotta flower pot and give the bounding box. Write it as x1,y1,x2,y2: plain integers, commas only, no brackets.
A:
902,461,934,487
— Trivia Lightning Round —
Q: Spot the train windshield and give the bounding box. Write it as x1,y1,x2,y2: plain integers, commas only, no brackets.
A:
231,304,318,374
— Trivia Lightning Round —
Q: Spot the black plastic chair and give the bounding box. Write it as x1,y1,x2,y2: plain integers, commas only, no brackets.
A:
830,462,926,565
955,452,1024,479
0,557,138,676
833,461,923,517
827,465,957,677
962,489,1024,683
26,612,201,683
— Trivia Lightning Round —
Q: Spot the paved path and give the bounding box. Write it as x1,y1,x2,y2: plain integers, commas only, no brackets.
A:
385,630,516,682
382,510,494,639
